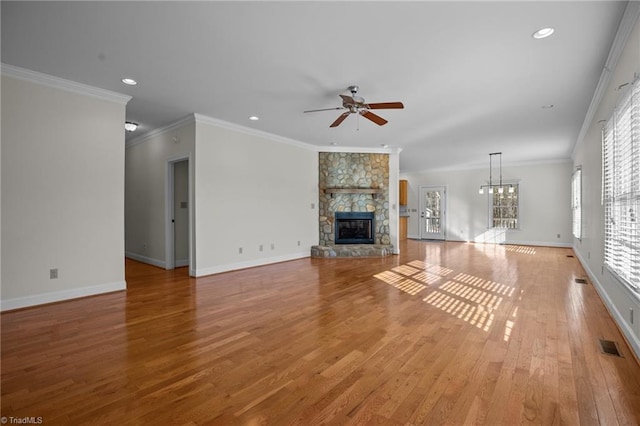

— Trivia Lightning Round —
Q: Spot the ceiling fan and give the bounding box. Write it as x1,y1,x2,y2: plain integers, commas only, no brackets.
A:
304,85,404,128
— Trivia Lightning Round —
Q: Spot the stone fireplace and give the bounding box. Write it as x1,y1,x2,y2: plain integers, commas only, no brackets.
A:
311,152,394,257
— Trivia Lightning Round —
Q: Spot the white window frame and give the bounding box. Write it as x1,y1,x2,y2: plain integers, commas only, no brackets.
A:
602,78,639,292
572,167,582,240
488,182,520,230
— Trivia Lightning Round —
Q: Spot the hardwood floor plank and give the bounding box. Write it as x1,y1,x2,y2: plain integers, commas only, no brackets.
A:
3,240,640,424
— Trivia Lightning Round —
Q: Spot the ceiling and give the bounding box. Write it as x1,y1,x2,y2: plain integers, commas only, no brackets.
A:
1,1,629,172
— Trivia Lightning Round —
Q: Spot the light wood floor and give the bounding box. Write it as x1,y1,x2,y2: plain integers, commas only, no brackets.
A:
2,240,640,425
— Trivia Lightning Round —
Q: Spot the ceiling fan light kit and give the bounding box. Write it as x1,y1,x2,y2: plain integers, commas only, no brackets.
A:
304,85,404,128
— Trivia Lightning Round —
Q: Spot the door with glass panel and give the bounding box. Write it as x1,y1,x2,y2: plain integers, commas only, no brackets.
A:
419,186,446,240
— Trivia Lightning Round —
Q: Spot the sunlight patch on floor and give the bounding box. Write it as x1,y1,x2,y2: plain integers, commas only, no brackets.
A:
504,307,519,342
423,291,495,332
374,259,450,295
422,271,517,333
504,245,537,255
407,260,454,276
375,259,518,334
374,270,426,295
453,273,515,296
439,280,504,310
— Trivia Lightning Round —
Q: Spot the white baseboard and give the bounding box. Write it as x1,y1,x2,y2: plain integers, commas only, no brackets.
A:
125,252,166,269
195,251,309,277
1,280,126,311
175,259,189,267
574,250,640,360
407,237,571,248
502,240,572,248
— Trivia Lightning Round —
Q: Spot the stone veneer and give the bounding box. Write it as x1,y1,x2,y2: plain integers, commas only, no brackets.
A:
314,152,392,257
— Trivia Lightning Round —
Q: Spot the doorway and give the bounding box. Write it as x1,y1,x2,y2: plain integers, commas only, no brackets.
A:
419,186,446,240
166,157,190,270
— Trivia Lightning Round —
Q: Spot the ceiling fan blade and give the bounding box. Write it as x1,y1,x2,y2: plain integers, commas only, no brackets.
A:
339,94,356,104
330,112,351,128
304,107,344,113
360,110,388,126
365,102,404,110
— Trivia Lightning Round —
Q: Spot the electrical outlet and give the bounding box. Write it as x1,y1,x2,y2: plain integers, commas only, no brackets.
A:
271,243,275,250
557,233,561,238
311,203,315,209
50,268,58,279
239,247,243,254
298,240,301,246
259,245,263,252
631,308,634,324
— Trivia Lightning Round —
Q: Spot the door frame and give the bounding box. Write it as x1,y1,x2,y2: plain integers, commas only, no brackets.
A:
419,185,447,240
165,154,192,271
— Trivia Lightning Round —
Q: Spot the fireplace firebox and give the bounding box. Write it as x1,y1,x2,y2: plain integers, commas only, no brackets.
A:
335,212,375,244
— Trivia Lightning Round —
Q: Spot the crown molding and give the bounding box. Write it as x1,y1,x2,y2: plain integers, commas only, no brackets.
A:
572,0,640,158
193,113,316,151
126,114,196,148
1,63,131,105
318,145,402,155
403,157,572,174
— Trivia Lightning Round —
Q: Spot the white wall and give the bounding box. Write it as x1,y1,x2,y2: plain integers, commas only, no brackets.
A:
193,115,318,276
125,117,195,270
401,160,573,247
572,8,640,357
1,69,130,310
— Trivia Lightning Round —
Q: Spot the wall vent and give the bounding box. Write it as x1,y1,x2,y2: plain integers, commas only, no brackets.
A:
599,339,623,357
566,254,575,258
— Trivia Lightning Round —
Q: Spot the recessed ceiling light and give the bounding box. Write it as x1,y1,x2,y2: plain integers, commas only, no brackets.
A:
381,144,389,148
532,27,555,39
121,78,137,86
248,116,259,121
124,121,139,132
541,104,554,109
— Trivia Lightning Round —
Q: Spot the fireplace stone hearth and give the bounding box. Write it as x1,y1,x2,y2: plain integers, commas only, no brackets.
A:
311,244,394,258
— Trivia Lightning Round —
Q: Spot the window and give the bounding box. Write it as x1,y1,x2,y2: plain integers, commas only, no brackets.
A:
572,167,582,239
491,184,519,229
602,78,639,292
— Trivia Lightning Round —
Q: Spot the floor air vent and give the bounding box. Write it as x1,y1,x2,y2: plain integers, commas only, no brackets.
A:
566,255,575,258
575,278,588,284
599,339,623,357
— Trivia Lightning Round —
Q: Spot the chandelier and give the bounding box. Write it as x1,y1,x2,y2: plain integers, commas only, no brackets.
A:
478,152,514,195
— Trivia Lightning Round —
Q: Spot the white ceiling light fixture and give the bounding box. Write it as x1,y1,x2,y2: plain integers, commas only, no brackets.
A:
124,121,138,132
478,152,514,195
541,104,555,109
121,78,137,86
248,115,259,121
532,27,555,39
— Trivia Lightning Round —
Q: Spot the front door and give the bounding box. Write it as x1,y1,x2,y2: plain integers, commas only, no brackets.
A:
419,186,446,240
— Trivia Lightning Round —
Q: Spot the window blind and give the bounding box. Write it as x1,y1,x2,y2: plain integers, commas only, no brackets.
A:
572,168,582,239
603,78,639,291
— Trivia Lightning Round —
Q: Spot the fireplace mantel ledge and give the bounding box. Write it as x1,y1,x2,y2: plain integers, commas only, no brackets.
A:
322,187,384,198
